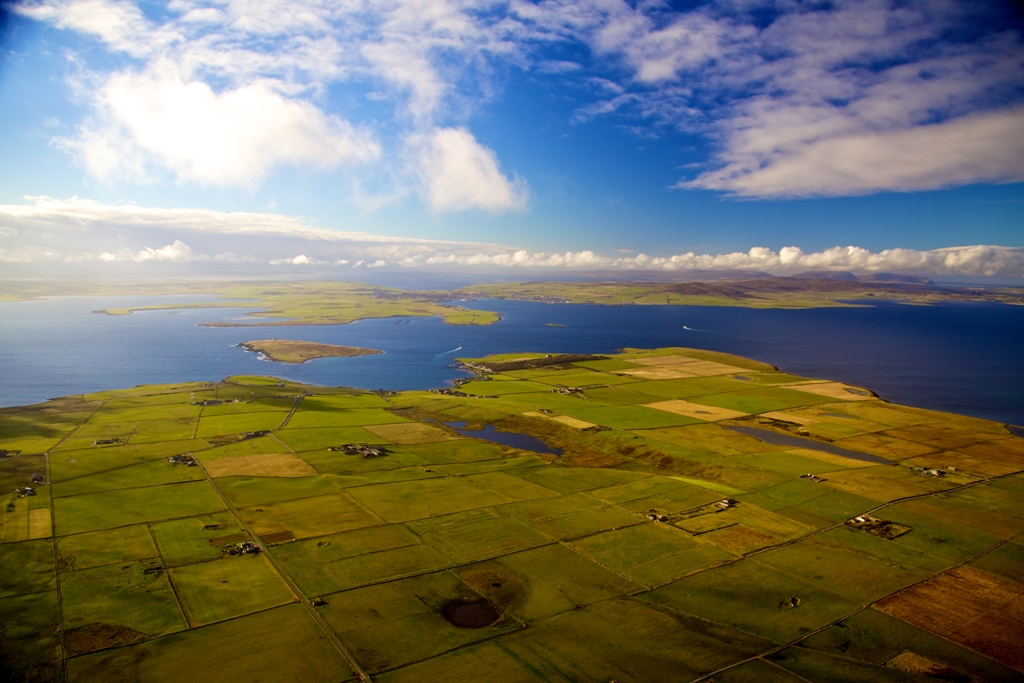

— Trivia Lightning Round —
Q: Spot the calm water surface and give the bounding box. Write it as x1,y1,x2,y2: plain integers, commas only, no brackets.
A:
1,295,1021,425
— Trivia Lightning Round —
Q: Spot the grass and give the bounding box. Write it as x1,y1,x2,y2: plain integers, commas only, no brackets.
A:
407,507,552,563
570,522,701,580
0,539,56,597
48,438,211,480
203,452,317,478
57,524,159,571
688,388,831,414
52,458,204,497
195,412,288,438
403,439,505,464
755,526,948,603
563,405,701,429
588,476,724,513
287,408,410,430
455,544,639,622
3,345,1023,680
274,426,389,452
506,466,649,494
364,422,455,444
150,511,250,566
271,524,423,595
214,474,339,507
376,598,773,683
170,554,295,626
296,542,451,595
641,559,861,642
345,476,509,523
67,604,356,683
0,590,61,683
60,559,186,656
787,607,1022,682
53,481,227,535
317,571,520,674
239,492,381,540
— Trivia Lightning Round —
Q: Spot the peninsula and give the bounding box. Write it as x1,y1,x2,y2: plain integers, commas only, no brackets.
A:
1,347,1021,682
240,340,381,363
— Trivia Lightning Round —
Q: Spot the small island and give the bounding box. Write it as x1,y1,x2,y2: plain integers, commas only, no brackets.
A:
240,340,382,363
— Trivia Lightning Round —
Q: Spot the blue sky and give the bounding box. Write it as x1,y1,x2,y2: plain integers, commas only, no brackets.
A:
1,0,1023,279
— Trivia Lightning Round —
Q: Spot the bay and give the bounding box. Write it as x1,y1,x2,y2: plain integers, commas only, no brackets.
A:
0,295,1021,426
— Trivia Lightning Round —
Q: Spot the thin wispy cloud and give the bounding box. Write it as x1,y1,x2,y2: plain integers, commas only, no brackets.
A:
2,198,1021,277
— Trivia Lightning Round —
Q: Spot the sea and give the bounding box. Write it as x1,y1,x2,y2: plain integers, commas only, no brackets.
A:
1,295,1021,426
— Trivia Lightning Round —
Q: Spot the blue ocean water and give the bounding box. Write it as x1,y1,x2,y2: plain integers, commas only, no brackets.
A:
0,295,1021,425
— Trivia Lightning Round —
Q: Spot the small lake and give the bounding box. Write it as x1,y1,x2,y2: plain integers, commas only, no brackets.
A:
725,425,890,464
0,294,1021,426
443,422,563,456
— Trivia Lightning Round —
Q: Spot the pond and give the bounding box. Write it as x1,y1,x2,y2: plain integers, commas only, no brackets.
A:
725,425,890,464
443,422,563,456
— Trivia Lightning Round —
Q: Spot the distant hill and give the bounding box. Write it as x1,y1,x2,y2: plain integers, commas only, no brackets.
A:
792,271,934,285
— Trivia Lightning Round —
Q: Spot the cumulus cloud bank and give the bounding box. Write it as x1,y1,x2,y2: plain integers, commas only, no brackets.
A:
1,197,1021,278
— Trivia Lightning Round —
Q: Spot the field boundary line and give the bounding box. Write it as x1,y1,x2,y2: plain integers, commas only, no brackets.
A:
43,396,108,683
147,522,191,629
193,458,372,683
639,464,1024,593
683,537,1013,683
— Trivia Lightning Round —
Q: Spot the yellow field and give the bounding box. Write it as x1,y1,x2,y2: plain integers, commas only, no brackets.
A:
788,381,877,401
28,509,52,539
617,367,697,380
524,411,596,429
644,400,747,421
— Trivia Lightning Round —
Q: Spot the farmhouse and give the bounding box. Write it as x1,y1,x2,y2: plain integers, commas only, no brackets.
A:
329,444,388,458
222,540,262,556
168,454,198,466
239,430,270,441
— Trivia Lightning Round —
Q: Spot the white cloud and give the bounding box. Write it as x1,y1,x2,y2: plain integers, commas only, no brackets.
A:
18,0,527,200
416,127,528,213
24,0,1023,199
135,239,194,262
17,0,158,56
1,196,1020,277
400,244,1024,278
687,106,1024,196
523,0,1024,197
57,68,380,186
269,254,312,265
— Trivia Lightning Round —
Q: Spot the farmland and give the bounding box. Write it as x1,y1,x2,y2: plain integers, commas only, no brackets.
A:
1,346,1023,682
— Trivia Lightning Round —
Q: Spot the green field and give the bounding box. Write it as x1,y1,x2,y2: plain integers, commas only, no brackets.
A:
2,346,1022,682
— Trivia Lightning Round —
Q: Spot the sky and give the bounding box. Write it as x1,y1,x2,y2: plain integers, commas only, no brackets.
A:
1,0,1023,281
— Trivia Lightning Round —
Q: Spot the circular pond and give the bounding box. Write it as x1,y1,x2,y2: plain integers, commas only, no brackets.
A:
442,599,501,628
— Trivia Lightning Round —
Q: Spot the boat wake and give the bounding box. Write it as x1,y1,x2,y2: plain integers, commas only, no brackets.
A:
436,345,463,357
